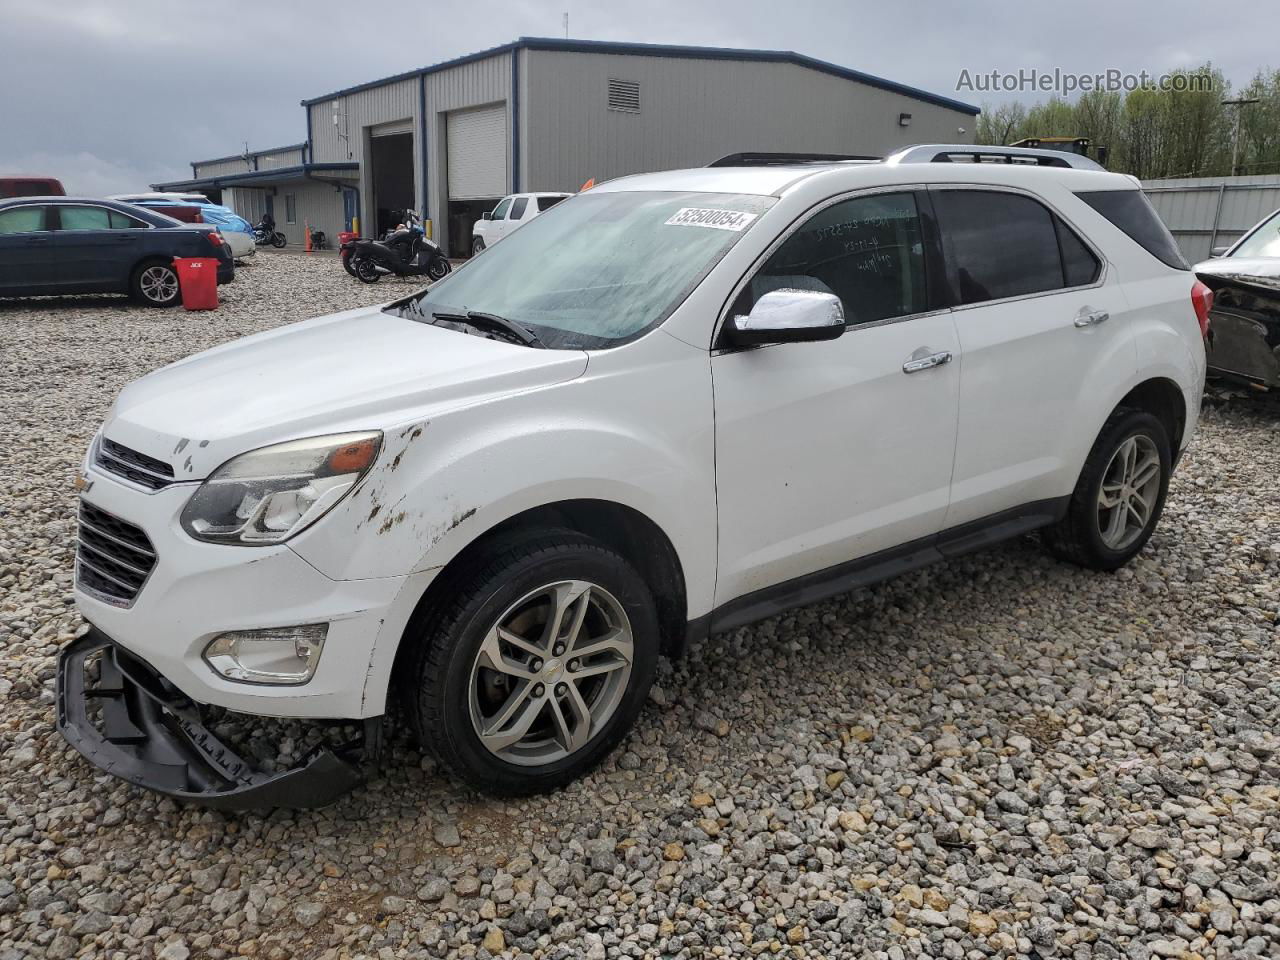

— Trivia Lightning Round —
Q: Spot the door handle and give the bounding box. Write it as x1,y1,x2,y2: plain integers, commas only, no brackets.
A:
22,236,48,244
1074,307,1110,328
902,350,953,374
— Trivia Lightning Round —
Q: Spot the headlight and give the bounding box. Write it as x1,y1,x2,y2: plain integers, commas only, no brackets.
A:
180,432,381,545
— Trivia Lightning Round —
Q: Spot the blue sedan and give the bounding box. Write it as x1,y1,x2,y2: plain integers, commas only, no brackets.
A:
0,197,234,306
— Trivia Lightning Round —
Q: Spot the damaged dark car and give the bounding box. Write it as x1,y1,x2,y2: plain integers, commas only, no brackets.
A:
1196,208,1280,389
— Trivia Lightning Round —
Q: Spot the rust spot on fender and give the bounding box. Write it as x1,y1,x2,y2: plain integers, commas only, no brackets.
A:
367,504,382,522
448,507,477,531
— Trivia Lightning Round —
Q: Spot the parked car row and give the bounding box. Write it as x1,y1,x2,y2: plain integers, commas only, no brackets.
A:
110,192,257,262
0,196,234,305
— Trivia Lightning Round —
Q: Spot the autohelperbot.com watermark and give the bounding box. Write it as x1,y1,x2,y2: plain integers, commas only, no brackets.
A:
957,68,1216,97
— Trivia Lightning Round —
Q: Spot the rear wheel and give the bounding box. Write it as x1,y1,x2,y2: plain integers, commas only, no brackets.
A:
1043,409,1171,570
472,238,485,257
405,530,659,794
353,257,381,283
271,232,287,249
129,260,181,307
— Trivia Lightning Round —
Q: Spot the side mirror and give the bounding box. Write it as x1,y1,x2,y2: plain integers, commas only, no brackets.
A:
727,289,845,346
1210,245,1230,258
482,211,492,220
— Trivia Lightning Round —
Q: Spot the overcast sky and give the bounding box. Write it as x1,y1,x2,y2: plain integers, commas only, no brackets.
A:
2,0,1277,195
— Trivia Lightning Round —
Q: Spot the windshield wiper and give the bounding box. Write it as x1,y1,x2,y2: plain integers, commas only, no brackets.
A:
431,310,544,348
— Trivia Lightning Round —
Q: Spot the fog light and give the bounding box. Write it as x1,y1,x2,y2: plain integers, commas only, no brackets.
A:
203,624,327,685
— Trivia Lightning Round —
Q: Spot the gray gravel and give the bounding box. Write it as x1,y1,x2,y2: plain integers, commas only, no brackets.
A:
2,253,1279,959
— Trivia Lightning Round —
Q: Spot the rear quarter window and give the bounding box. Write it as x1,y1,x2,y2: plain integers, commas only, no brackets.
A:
1077,190,1188,270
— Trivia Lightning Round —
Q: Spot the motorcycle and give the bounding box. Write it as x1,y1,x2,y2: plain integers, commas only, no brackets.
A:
349,211,451,283
253,216,288,248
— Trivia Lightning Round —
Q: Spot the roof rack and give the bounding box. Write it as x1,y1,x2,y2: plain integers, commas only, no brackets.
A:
708,151,880,167
885,144,1104,170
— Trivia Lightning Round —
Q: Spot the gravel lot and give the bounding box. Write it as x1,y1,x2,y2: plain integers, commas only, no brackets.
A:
1,253,1279,960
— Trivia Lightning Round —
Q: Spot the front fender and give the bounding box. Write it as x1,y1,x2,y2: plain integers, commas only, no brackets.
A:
288,335,717,615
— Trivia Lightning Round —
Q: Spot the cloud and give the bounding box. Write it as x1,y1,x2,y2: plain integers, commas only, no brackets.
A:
4,0,1278,194
0,150,186,197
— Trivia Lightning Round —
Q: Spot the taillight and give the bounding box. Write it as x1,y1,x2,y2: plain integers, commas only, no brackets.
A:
206,231,224,248
1190,280,1213,337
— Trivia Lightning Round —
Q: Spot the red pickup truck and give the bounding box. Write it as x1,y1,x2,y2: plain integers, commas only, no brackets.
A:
0,176,66,199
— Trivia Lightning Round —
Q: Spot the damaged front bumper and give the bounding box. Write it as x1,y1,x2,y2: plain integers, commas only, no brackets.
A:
56,629,369,810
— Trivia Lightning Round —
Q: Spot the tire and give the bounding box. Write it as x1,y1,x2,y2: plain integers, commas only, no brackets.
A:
404,529,659,795
472,238,485,257
341,251,358,278
353,257,381,283
271,232,287,249
1042,409,1171,571
129,260,181,307
427,257,451,282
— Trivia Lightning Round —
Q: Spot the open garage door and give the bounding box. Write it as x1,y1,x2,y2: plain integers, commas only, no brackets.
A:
370,131,415,237
446,104,507,257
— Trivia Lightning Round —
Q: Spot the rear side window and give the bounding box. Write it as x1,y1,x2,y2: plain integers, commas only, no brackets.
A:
0,206,46,234
1077,190,1188,270
537,195,566,212
509,197,529,219
58,206,142,230
933,190,1069,304
1055,218,1101,286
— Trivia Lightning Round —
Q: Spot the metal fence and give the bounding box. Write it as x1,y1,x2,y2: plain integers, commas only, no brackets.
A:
1142,174,1280,264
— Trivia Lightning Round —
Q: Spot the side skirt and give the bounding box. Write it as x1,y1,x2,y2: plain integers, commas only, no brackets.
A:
682,497,1069,649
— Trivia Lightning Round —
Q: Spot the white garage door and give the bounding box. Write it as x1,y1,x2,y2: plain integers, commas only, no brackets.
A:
446,103,508,201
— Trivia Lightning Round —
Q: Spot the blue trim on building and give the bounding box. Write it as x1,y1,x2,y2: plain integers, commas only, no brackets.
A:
153,163,358,192
305,107,314,166
300,37,979,116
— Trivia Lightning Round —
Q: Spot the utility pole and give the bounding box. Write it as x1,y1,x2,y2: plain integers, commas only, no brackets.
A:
1222,97,1259,176
563,12,569,38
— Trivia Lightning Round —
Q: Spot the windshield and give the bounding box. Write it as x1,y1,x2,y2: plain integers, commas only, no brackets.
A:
1231,209,1280,259
385,190,775,349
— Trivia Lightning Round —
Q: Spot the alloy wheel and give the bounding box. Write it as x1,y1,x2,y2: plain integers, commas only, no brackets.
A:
1096,434,1162,551
468,580,634,766
139,265,178,304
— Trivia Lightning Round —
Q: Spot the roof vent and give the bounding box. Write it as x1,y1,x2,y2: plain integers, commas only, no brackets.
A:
607,78,640,113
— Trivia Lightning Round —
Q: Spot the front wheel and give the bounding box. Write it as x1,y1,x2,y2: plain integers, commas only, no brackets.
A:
271,232,287,249
472,238,485,257
341,251,358,278
404,531,659,794
353,257,381,283
427,257,451,281
1043,409,1171,571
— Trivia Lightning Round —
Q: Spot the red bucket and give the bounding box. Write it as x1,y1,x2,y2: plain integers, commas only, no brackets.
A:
174,257,218,311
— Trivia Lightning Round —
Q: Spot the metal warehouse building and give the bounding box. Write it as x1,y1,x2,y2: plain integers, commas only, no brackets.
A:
158,37,978,256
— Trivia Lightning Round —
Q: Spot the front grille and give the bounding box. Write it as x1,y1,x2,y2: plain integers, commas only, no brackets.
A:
76,502,157,606
96,438,176,491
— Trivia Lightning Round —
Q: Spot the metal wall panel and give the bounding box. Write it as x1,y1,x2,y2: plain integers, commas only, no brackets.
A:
424,51,513,250
194,158,253,178
254,146,305,169
1144,175,1280,262
308,78,419,232
522,51,975,193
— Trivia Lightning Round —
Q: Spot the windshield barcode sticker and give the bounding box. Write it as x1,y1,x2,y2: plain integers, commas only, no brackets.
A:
665,208,757,231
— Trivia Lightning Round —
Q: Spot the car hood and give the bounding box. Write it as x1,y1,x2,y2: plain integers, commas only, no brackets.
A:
100,305,589,481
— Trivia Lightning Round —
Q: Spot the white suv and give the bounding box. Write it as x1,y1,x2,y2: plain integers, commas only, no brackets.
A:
471,192,571,256
61,145,1209,807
